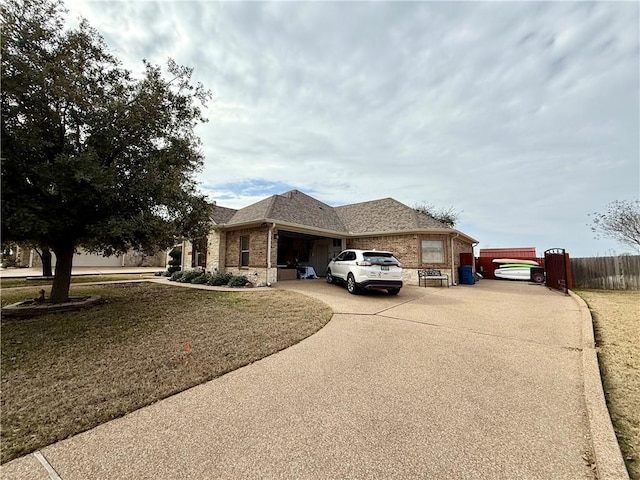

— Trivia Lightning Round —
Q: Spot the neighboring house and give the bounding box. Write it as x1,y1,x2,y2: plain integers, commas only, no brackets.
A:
183,190,478,286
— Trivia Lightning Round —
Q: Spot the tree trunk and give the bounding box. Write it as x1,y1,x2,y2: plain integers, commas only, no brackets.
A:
50,244,75,304
40,247,53,277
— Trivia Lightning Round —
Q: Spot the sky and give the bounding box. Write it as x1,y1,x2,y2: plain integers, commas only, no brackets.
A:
64,1,639,258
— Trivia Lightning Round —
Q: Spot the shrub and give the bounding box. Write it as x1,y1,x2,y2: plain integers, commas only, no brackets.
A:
167,247,182,274
170,271,185,282
227,274,249,287
1,257,17,268
207,272,233,286
191,273,211,285
177,269,204,283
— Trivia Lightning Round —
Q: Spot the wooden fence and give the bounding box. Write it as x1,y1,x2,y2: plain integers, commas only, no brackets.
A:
571,255,640,290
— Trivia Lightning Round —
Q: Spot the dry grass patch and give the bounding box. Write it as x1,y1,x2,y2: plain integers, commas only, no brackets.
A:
576,289,640,479
0,282,332,463
0,273,156,289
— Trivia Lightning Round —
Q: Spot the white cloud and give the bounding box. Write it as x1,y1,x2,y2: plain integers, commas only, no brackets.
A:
64,0,639,257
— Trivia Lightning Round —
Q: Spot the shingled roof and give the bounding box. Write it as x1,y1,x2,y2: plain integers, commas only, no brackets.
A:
223,190,346,233
335,198,447,234
215,189,462,237
211,205,237,224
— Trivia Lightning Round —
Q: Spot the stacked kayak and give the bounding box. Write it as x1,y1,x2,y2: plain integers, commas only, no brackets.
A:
493,258,539,281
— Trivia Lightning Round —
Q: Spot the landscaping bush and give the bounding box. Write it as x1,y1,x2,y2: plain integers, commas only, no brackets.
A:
170,271,185,282
207,272,233,286
177,269,204,283
167,247,182,275
170,270,250,288
156,270,176,277
228,274,249,287
191,273,211,285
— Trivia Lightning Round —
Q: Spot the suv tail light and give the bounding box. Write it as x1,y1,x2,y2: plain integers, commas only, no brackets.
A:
356,261,373,266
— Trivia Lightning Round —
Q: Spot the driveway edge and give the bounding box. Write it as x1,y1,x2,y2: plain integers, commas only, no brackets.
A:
571,290,629,480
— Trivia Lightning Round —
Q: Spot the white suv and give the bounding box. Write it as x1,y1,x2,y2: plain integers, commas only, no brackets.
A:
326,249,403,295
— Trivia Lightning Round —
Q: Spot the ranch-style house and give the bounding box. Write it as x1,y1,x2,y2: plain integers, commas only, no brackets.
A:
183,190,478,286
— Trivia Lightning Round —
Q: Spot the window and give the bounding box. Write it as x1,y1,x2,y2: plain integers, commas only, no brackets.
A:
240,236,250,267
422,240,444,263
363,252,400,265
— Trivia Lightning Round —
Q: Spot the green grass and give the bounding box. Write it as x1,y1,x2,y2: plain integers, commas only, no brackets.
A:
576,289,640,479
0,282,332,463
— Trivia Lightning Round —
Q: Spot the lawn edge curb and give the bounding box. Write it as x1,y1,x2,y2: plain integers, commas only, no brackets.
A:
570,290,629,480
1,295,103,317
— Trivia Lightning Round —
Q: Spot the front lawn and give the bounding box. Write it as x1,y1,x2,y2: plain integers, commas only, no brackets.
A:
0,282,332,463
0,273,157,289
576,289,640,479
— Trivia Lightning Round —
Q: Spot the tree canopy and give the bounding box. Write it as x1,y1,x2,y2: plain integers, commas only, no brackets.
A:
414,203,461,228
589,200,640,252
1,0,214,302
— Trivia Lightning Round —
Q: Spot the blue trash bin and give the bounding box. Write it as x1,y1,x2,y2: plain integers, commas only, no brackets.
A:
458,265,475,285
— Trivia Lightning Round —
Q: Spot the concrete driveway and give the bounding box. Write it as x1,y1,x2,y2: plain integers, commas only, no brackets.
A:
1,280,611,479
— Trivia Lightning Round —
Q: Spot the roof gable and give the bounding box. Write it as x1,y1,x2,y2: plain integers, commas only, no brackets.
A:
226,196,274,225
226,190,345,232
336,198,448,233
268,190,346,232
212,205,237,224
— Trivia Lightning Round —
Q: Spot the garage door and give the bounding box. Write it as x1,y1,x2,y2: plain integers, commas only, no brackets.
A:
51,250,123,267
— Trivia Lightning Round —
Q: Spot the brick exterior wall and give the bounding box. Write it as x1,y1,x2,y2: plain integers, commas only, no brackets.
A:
225,226,271,270
346,233,450,269
223,225,277,285
347,233,473,286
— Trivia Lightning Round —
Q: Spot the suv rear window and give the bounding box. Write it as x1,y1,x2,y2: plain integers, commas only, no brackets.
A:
363,252,399,265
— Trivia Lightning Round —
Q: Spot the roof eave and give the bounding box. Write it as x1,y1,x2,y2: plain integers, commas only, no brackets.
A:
347,228,478,243
212,221,478,243
212,219,348,238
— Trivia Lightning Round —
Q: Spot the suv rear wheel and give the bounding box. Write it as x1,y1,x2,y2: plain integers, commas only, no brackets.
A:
347,273,359,295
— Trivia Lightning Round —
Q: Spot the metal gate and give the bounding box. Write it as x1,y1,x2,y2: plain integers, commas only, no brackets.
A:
544,248,572,294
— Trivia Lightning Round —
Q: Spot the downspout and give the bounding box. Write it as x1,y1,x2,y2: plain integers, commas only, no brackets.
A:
472,242,480,277
450,233,460,286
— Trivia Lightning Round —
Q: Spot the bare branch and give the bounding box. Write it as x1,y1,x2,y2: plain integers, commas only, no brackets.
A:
589,200,640,251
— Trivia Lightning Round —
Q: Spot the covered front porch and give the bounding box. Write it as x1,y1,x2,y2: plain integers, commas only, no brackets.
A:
275,230,344,280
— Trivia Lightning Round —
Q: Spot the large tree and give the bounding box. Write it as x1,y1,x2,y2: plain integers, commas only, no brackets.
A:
1,0,213,303
589,200,640,252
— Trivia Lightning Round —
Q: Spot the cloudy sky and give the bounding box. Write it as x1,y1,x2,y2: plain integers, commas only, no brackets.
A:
64,1,639,257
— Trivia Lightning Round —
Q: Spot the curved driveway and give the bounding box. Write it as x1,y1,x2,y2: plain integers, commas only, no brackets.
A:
3,280,604,479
